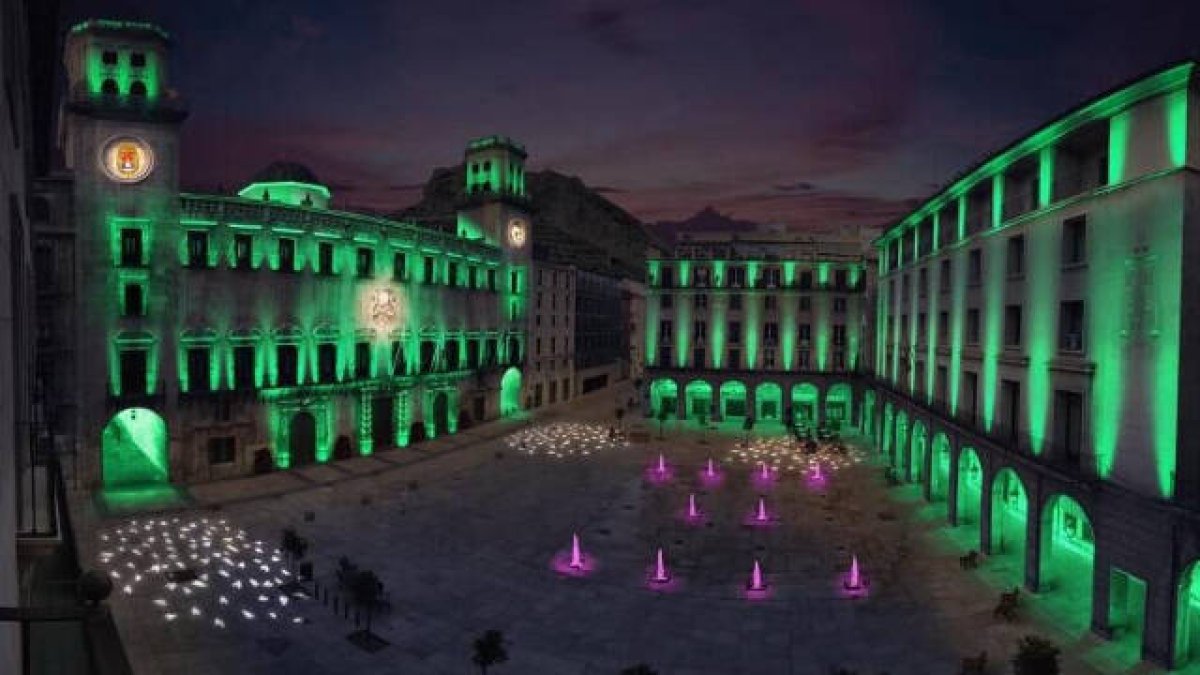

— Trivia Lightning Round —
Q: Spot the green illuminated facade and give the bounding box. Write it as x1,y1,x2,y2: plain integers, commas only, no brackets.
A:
868,61,1200,669
643,231,871,429
53,21,530,488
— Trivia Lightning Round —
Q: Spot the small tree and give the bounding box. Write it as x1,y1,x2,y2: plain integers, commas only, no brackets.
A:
615,407,626,430
472,629,508,674
656,407,669,439
1012,635,1059,675
742,415,755,447
279,528,309,574
347,569,383,636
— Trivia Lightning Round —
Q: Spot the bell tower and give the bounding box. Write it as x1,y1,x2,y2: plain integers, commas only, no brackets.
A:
455,135,531,254
61,19,188,488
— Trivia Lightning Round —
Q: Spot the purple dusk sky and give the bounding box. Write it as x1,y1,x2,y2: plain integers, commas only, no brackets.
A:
68,0,1200,231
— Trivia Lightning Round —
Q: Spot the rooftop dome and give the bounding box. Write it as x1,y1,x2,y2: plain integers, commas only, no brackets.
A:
249,160,322,186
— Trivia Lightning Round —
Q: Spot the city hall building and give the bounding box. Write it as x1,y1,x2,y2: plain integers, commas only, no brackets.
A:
34,21,533,491
870,61,1200,667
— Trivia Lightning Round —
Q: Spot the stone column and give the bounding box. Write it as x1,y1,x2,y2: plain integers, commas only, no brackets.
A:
1024,479,1045,592
947,440,961,527
979,464,994,555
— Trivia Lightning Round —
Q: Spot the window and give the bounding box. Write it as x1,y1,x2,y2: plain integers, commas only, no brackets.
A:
798,350,810,369
446,341,461,369
130,52,146,67
833,297,847,314
510,270,519,292
468,266,478,289
695,293,708,308
186,231,208,267
693,321,707,339
420,341,436,372
1054,390,1084,467
661,294,673,309
278,238,296,272
1062,215,1087,265
729,321,741,344
799,271,812,289
424,256,435,283
123,283,144,316
1000,379,1020,441
391,252,406,280
187,347,211,392
730,294,742,310
204,436,237,466
234,234,253,269
728,348,740,367
938,311,948,342
966,308,980,344
764,322,779,345
1007,235,1025,278
487,268,497,291
832,324,847,346
661,266,674,288
692,348,705,366
918,268,927,296
119,349,147,395
129,81,146,98
728,266,745,287
659,320,673,340
963,371,978,422
939,259,951,292
1004,305,1022,347
764,295,776,310
277,344,298,386
835,269,848,289
967,248,982,285
310,241,331,275
798,323,811,343
448,262,459,287
102,50,118,65
1059,301,1084,352
309,343,332,382
917,313,926,343
799,296,811,312
101,79,117,95
120,228,143,266
233,345,255,389
354,247,373,278
463,341,476,370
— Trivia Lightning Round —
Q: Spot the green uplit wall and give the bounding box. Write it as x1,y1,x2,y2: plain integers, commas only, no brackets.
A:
80,25,163,101
102,408,169,487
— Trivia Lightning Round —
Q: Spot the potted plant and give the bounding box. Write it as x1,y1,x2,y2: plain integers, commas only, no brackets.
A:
472,629,509,674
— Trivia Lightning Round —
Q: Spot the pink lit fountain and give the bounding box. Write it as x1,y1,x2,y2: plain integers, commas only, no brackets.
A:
645,452,673,484
746,496,775,528
684,493,703,523
807,462,828,490
752,461,777,489
552,532,595,577
699,457,723,487
841,554,869,598
745,558,769,599
646,547,677,591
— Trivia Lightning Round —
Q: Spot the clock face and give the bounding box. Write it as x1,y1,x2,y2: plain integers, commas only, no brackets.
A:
507,217,528,247
101,137,155,183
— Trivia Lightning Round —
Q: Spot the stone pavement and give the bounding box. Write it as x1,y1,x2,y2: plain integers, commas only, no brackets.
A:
69,387,1165,674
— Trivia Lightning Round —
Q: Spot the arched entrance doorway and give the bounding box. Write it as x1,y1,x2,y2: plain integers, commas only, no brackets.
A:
433,391,450,436
720,380,747,419
1039,494,1096,633
863,390,876,437
791,383,819,428
684,380,713,421
102,408,169,488
372,396,395,452
957,447,982,526
894,411,909,478
931,432,952,502
825,383,852,430
289,411,317,467
500,367,522,417
910,421,928,484
650,379,678,418
755,382,782,422
990,468,1028,585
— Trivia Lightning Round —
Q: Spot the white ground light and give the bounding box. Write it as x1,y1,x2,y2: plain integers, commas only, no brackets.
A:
727,435,866,474
96,517,309,629
505,422,629,458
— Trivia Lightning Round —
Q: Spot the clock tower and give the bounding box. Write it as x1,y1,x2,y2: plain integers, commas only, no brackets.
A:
62,20,188,487
456,135,531,257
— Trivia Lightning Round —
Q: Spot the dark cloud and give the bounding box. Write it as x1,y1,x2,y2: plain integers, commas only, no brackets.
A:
774,181,816,192
576,4,649,55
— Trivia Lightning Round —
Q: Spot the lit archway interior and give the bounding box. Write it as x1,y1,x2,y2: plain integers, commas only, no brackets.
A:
825,383,852,429
1039,494,1095,633
720,380,747,419
894,411,909,478
650,379,678,418
500,367,522,417
791,383,819,426
1175,562,1200,666
910,421,928,484
102,408,169,488
990,468,1028,585
863,390,876,436
684,379,713,420
931,432,952,502
957,447,982,526
754,382,782,421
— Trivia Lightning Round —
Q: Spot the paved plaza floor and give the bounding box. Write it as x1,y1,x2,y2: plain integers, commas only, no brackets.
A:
73,386,1163,674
